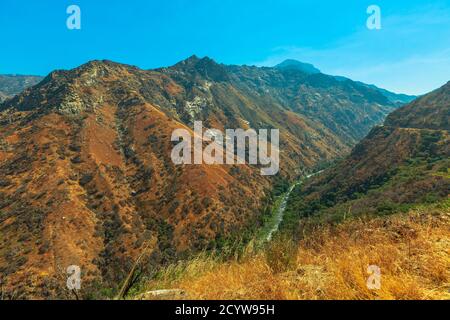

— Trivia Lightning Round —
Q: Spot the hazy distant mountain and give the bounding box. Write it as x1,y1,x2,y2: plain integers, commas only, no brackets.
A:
274,60,417,106
334,75,417,106
0,56,411,298
275,59,321,74
0,75,43,102
365,84,417,105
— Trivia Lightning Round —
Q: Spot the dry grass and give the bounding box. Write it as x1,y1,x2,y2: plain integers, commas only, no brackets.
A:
141,204,450,300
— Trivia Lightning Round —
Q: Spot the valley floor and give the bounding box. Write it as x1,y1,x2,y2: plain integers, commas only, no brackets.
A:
135,200,450,300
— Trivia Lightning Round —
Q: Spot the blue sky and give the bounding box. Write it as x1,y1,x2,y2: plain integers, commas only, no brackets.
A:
0,0,449,95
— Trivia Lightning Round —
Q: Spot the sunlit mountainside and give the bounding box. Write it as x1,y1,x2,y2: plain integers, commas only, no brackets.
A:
0,57,444,299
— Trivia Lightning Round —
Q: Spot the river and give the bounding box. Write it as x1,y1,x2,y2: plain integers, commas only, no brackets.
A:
260,171,322,243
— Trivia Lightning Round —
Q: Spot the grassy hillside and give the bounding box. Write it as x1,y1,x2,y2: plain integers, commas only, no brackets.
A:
385,81,449,130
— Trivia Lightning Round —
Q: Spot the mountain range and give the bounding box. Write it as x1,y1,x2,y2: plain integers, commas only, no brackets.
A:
0,57,436,298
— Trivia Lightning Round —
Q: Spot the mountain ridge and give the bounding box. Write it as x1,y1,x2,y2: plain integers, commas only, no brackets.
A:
0,57,432,298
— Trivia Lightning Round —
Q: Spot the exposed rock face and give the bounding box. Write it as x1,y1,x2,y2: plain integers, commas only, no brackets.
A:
0,58,402,298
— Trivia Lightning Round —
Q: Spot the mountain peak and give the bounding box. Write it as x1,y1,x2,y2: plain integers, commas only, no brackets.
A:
176,55,218,67
179,54,201,64
275,59,321,74
0,60,139,114
172,55,229,82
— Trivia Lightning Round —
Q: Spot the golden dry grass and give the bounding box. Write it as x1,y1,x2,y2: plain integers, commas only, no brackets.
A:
142,204,450,300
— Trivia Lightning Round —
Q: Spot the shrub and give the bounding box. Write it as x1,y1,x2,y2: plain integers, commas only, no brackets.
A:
79,173,94,186
264,235,297,274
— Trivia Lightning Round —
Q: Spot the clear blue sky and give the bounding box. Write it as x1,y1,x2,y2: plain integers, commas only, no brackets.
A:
0,0,449,95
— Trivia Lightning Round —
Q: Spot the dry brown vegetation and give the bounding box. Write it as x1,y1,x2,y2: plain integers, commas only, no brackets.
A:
141,203,450,300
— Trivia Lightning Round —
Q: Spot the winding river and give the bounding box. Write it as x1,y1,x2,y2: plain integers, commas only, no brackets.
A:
260,172,322,243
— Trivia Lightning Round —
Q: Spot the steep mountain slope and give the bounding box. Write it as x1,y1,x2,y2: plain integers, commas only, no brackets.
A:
286,82,450,226
0,75,43,102
0,61,271,298
226,63,397,146
361,83,417,105
0,57,402,298
159,56,400,145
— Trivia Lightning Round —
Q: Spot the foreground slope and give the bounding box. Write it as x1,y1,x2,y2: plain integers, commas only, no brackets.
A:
138,201,449,300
